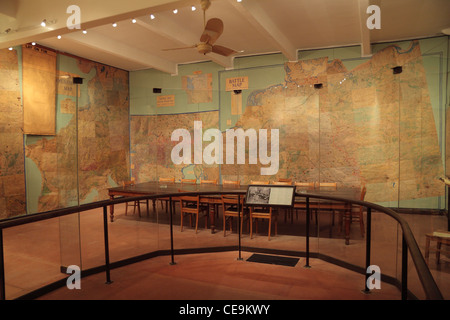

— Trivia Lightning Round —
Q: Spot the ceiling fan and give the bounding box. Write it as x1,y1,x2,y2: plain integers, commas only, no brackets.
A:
162,0,238,57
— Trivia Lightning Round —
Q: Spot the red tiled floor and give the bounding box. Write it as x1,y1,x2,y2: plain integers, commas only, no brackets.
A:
2,204,449,300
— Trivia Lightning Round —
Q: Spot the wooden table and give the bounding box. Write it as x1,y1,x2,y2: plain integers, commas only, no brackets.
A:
108,182,361,241
108,181,247,232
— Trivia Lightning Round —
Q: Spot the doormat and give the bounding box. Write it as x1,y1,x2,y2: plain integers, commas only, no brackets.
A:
246,254,299,267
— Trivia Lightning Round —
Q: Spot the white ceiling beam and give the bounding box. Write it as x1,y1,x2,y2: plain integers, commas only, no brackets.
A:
135,17,234,69
227,0,298,62
358,0,372,57
63,30,178,75
0,0,193,49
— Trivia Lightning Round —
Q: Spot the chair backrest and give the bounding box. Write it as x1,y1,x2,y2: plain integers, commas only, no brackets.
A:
179,195,200,210
181,179,197,184
159,177,175,183
200,179,217,185
272,181,292,185
250,180,270,185
221,195,244,206
360,185,367,200
294,182,315,188
222,179,240,187
319,182,337,188
122,180,135,187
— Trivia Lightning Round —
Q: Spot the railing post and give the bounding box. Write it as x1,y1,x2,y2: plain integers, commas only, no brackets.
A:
401,234,408,300
0,229,5,300
363,207,372,293
102,206,112,284
237,194,243,261
304,197,310,268
169,196,176,265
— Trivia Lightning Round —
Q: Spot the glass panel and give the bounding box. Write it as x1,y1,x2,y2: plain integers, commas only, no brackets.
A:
3,218,65,300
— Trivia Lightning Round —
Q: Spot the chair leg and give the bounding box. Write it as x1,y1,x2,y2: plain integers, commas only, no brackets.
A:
268,217,271,241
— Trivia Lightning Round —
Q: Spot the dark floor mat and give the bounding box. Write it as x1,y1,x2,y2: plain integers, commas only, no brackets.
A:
246,254,299,267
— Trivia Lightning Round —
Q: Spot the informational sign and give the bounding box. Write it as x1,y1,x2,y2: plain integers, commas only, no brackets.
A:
245,185,295,207
157,94,175,107
226,76,248,91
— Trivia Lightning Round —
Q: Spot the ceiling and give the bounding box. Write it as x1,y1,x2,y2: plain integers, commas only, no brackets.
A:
1,0,449,74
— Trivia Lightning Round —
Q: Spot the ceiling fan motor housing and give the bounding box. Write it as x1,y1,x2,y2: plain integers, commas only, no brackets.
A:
198,42,212,54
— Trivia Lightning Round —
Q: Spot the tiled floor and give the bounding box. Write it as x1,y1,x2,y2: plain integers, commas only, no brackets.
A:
2,203,449,300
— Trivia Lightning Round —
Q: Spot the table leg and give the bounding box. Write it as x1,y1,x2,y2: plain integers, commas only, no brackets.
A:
437,240,442,264
109,195,115,222
210,204,216,234
345,206,351,245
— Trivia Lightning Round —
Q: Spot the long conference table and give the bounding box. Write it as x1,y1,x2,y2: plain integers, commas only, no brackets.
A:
107,181,362,244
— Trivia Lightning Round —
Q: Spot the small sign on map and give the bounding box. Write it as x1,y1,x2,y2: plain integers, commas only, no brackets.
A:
157,95,175,107
226,76,248,91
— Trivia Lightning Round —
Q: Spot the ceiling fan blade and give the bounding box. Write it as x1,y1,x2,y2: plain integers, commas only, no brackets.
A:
200,18,224,45
162,45,197,51
211,45,237,57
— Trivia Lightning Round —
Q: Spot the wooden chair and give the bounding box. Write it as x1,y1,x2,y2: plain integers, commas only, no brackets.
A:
249,206,277,240
318,182,337,188
272,181,292,185
338,185,366,236
294,181,315,188
221,195,248,237
200,179,217,185
222,180,240,187
250,180,270,185
157,177,175,213
179,194,209,233
123,181,147,217
181,178,197,184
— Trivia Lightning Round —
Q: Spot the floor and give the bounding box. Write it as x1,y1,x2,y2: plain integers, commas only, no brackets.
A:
2,201,449,300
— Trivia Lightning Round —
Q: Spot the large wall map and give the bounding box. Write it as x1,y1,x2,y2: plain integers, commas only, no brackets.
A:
131,111,219,183
26,55,130,212
223,41,443,203
0,49,26,219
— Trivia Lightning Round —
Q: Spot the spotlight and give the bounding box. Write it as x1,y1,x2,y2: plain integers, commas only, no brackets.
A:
112,22,117,27
57,35,61,39
173,9,178,14
132,18,137,23
82,29,87,34
150,14,155,20
8,47,13,51
192,6,196,11
31,42,36,45
40,19,47,27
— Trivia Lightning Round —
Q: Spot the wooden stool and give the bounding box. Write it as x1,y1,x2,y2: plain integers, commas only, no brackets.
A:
425,231,450,264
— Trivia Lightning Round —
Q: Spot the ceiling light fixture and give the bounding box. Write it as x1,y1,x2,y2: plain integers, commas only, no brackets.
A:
237,0,242,2
31,42,36,45
57,35,61,39
132,18,137,23
82,29,87,34
40,19,47,27
8,47,13,51
173,9,178,14
112,22,117,27
150,14,155,20
192,6,196,11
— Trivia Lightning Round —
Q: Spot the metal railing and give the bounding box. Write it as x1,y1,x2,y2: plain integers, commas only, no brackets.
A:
0,190,444,300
